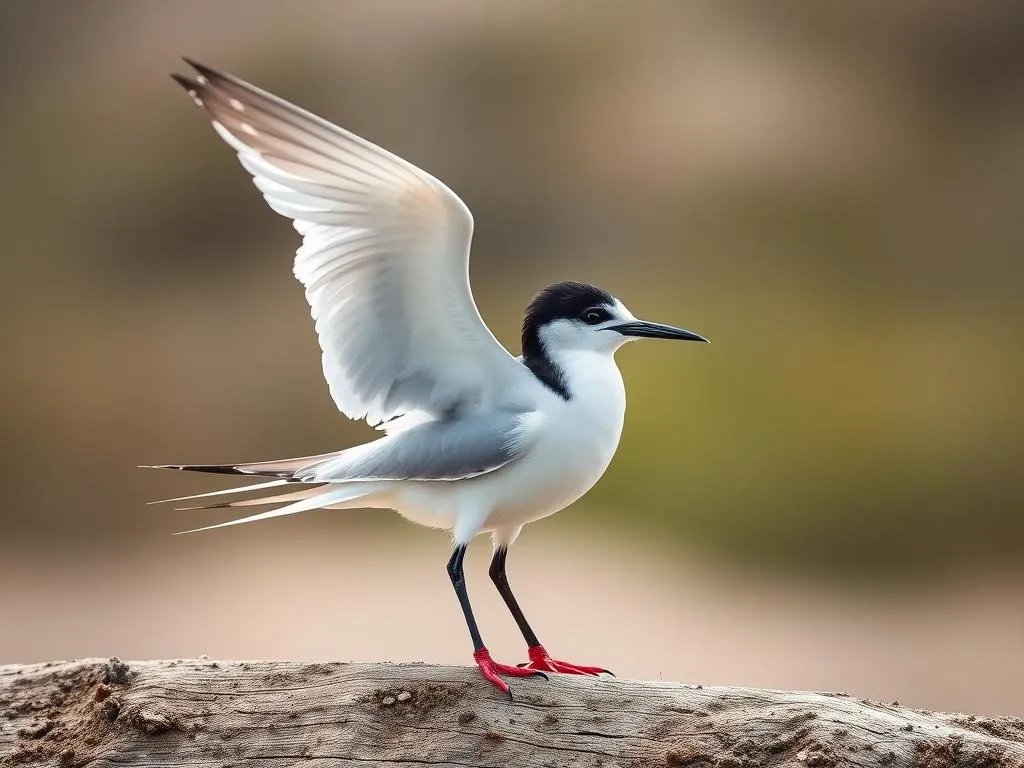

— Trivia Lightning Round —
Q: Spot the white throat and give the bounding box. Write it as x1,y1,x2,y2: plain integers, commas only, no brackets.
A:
537,321,630,406
540,344,628,487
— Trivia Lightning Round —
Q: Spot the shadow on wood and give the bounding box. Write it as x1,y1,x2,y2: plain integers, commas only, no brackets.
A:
2,659,1023,767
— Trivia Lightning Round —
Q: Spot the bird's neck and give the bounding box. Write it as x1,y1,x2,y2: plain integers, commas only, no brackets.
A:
521,324,564,398
521,343,567,399
523,344,624,405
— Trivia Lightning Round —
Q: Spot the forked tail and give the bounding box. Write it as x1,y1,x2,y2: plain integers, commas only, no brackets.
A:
143,453,380,534
143,451,338,479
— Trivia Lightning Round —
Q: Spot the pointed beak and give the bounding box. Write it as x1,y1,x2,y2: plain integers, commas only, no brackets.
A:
609,320,709,343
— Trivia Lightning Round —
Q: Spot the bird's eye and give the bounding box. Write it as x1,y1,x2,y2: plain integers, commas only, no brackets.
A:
582,308,608,325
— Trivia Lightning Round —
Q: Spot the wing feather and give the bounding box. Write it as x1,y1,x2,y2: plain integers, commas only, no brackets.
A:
173,60,528,426
307,410,541,482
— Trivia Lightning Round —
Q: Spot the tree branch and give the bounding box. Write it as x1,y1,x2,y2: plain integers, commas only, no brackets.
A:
2,659,1022,767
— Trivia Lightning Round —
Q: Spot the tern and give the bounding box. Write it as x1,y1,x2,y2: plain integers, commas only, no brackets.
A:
153,59,708,698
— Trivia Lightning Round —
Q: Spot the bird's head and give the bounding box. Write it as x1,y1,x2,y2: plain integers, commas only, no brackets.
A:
521,281,708,360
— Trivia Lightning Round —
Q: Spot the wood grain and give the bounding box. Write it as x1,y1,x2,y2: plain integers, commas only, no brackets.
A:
2,659,1022,768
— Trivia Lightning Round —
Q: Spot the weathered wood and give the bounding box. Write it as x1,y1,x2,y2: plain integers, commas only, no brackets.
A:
1,659,1022,768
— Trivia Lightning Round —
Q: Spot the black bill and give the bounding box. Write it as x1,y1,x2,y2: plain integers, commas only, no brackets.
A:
610,320,709,343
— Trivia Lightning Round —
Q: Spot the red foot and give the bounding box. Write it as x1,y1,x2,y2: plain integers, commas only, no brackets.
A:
473,648,547,699
518,644,613,676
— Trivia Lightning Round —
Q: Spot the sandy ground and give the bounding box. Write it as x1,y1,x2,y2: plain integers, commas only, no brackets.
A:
2,524,1022,716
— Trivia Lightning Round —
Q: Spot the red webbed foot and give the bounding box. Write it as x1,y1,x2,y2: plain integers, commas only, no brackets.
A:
474,648,548,699
517,644,614,676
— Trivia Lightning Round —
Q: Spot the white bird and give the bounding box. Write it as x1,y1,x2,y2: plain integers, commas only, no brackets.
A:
154,59,708,699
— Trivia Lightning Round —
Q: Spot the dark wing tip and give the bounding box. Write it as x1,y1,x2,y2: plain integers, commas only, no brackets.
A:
170,72,200,92
172,57,230,104
144,463,300,479
142,464,249,476
181,465,250,476
182,56,214,76
174,502,232,512
172,58,263,116
182,57,241,90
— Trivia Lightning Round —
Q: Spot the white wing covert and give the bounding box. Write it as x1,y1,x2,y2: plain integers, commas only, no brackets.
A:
173,59,526,426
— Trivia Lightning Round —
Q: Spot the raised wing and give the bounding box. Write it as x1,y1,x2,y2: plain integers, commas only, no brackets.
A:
172,59,527,426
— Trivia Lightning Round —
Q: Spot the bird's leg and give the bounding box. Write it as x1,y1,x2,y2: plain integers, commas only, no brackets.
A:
446,544,546,699
488,546,613,677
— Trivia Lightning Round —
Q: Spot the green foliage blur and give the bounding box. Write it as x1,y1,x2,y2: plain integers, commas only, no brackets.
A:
2,0,1022,579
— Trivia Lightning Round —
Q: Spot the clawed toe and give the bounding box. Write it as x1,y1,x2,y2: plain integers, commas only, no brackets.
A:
518,645,613,676
473,648,548,697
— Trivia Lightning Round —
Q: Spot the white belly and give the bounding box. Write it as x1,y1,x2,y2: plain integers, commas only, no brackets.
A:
388,351,627,539
480,408,623,530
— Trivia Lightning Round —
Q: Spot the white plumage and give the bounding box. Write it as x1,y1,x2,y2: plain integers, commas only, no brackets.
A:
154,59,707,696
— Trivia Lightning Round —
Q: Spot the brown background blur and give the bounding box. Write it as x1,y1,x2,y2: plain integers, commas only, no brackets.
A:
2,1,1022,716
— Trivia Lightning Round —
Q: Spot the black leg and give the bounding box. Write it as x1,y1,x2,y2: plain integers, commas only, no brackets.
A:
489,546,613,677
447,544,484,651
488,546,541,648
451,544,549,697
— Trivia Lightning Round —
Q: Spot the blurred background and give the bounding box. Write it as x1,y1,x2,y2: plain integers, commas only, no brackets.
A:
2,0,1022,715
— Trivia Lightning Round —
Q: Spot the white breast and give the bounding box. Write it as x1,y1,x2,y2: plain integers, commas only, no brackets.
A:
479,350,627,529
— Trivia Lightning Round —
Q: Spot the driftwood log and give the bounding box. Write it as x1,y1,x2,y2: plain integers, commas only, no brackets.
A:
2,659,1022,768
